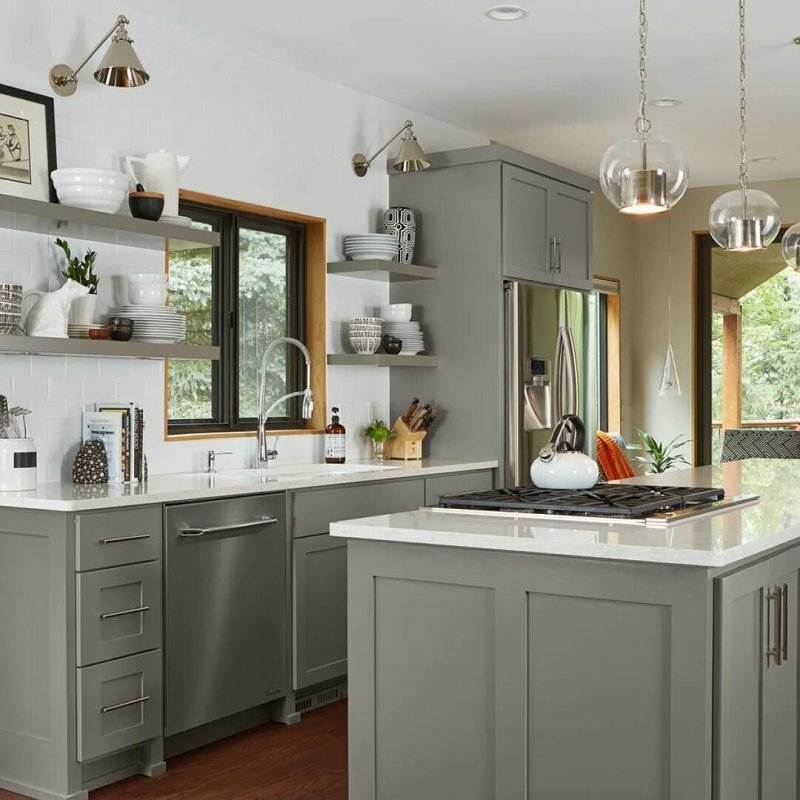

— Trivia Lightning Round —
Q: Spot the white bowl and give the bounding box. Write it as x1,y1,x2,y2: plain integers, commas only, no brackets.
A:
128,284,168,305
350,335,381,354
128,272,169,284
51,168,131,189
381,303,413,322
53,182,127,213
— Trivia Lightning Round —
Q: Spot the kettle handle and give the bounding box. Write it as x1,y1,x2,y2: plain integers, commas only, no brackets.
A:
549,414,585,453
124,156,145,186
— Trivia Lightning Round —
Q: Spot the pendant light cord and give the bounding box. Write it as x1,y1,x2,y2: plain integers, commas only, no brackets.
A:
667,214,672,345
635,0,652,136
738,0,749,209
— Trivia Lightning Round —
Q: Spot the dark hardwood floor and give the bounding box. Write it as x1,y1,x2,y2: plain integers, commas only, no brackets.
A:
0,701,347,800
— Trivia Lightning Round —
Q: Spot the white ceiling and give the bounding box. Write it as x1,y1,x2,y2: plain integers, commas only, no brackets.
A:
143,0,800,187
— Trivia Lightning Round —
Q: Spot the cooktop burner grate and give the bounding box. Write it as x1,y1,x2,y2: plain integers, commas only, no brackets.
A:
437,485,726,518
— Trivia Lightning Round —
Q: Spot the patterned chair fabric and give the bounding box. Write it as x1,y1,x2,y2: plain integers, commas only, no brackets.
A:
596,431,636,481
720,429,800,462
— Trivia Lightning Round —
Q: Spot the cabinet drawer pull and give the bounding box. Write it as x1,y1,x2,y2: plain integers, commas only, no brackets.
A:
100,605,150,620
100,534,151,545
783,582,790,662
767,586,783,666
179,516,278,537
101,694,150,714
556,237,563,273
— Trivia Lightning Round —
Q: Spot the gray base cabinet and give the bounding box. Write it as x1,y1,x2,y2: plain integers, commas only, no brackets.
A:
347,537,800,800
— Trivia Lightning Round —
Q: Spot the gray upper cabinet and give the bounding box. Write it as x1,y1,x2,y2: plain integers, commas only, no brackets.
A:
502,165,552,284
502,164,592,291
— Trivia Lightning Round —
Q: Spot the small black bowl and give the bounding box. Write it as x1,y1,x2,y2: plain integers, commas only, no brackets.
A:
382,334,403,355
108,316,134,342
129,192,165,222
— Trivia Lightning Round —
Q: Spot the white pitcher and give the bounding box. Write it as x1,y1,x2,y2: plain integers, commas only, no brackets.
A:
22,279,89,338
124,150,190,217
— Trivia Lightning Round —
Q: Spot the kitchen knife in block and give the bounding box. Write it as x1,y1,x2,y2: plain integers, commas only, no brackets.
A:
384,417,426,461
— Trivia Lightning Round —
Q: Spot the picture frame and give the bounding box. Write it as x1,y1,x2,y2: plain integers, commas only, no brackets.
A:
0,84,57,203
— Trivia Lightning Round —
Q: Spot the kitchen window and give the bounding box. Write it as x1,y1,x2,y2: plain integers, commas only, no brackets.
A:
594,277,622,433
166,193,325,437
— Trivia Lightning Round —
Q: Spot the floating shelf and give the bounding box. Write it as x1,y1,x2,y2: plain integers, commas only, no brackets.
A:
0,335,219,360
327,260,437,282
0,194,219,252
327,354,439,367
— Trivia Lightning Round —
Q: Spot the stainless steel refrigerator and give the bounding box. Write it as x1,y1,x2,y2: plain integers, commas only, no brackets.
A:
504,280,600,487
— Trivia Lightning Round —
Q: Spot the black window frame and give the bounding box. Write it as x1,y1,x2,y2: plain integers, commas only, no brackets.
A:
167,200,307,436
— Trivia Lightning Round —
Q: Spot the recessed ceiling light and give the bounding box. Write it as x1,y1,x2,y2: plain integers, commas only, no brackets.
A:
485,5,528,21
751,156,778,164
650,97,683,108
793,36,800,45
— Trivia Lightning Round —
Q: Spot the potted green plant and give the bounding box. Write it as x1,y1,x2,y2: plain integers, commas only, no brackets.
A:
635,429,691,474
364,419,396,463
55,238,99,326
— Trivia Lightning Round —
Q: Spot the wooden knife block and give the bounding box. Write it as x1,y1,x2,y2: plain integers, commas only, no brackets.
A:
384,417,426,461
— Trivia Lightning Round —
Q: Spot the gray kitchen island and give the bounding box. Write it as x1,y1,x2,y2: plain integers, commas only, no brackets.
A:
332,460,800,800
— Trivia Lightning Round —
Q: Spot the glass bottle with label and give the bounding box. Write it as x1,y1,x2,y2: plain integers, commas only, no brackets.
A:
325,407,346,464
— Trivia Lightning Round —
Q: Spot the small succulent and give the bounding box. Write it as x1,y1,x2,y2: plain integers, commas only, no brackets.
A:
364,419,396,443
635,429,691,474
55,238,98,294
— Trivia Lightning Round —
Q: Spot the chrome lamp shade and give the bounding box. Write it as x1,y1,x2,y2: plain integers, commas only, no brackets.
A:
392,131,431,173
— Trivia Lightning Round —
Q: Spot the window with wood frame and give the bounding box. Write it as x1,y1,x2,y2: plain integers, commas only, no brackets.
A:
166,192,326,437
595,277,622,433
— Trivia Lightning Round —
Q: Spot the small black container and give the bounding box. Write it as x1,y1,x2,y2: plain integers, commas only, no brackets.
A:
382,334,403,355
108,316,134,341
128,191,165,221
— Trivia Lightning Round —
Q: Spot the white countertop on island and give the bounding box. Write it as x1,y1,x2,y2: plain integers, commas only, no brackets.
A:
331,460,800,568
0,459,497,512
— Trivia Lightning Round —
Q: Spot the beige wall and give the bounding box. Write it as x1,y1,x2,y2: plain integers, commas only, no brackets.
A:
594,177,800,462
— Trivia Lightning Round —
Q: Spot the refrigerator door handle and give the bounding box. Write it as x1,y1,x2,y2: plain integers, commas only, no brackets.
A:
505,282,522,487
554,325,580,430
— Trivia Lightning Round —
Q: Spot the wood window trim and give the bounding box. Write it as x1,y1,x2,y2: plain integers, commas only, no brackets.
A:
595,274,622,433
163,189,327,442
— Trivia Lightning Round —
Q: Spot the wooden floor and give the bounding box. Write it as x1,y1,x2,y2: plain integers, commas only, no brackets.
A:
0,701,347,800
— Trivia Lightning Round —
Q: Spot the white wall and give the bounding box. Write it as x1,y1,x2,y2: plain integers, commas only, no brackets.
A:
0,0,486,482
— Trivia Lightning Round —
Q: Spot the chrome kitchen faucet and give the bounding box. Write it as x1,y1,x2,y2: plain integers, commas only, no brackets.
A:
256,337,314,467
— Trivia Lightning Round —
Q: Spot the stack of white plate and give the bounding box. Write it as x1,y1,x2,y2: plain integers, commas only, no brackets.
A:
110,305,187,343
344,234,398,262
161,214,193,227
382,321,425,355
68,323,106,339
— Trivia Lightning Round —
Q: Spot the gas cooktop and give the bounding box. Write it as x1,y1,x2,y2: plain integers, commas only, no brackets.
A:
436,484,759,526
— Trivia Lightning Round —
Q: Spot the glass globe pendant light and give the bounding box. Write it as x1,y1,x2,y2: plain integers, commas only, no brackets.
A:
708,0,780,252
659,218,681,397
598,0,689,215
782,223,800,269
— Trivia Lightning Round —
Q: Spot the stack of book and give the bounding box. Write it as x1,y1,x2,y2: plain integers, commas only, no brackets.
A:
82,402,146,483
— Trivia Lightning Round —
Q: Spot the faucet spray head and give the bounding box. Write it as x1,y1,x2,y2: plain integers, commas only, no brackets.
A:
302,390,314,420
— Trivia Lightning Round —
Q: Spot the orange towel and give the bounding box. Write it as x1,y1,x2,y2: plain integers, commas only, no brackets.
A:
596,431,635,480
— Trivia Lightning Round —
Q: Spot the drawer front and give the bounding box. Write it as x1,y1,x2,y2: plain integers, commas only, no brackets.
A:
76,561,162,667
424,470,494,506
77,649,163,762
292,479,425,537
75,506,162,571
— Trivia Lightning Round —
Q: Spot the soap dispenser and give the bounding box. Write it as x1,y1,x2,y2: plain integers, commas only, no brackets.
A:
325,407,346,464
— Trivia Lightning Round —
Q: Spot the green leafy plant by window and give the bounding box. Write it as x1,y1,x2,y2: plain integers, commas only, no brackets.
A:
55,238,98,294
635,429,691,473
364,420,396,443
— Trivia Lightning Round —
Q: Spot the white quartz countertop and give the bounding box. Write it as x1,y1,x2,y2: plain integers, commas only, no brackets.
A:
0,459,497,512
330,460,800,568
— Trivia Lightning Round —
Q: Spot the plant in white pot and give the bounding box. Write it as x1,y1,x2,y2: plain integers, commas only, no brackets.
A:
55,238,99,326
635,429,691,474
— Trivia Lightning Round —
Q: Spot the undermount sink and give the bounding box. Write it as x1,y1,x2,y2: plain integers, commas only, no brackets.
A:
180,463,403,484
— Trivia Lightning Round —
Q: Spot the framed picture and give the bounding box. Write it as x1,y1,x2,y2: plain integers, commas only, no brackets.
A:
0,84,57,203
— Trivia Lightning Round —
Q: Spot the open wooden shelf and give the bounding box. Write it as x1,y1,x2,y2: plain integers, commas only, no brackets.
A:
327,354,439,367
327,260,437,282
0,194,219,251
0,335,219,360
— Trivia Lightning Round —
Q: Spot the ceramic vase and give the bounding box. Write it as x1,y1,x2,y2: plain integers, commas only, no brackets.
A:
383,207,416,264
69,294,97,325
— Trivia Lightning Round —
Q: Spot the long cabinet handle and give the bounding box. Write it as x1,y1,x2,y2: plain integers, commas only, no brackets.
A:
179,516,278,537
100,605,150,620
548,238,556,272
783,583,790,663
556,238,563,273
100,533,151,545
767,586,784,666
101,694,150,714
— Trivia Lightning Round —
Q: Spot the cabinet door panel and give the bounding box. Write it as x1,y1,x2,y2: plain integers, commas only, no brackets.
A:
293,534,348,690
549,183,591,291
502,165,552,284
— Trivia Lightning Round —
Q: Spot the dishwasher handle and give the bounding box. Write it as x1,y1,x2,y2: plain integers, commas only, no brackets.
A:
179,516,279,538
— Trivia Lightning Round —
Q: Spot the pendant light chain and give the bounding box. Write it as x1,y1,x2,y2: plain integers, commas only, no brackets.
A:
635,0,652,136
738,0,749,195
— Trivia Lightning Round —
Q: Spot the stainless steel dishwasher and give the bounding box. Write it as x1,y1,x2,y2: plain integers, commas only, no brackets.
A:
164,493,287,736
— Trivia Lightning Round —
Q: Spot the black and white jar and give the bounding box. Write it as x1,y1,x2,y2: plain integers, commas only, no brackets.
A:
0,437,37,491
383,207,416,264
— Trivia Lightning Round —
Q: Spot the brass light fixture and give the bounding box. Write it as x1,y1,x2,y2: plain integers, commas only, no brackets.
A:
352,120,431,177
49,15,149,97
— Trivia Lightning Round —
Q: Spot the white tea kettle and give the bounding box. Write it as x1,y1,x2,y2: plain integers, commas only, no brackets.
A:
530,414,599,490
124,150,190,217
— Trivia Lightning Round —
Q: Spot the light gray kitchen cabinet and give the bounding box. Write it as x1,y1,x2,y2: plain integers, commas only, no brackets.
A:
293,533,348,691
164,494,287,737
424,470,494,506
75,505,162,571
716,547,800,800
548,179,592,290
